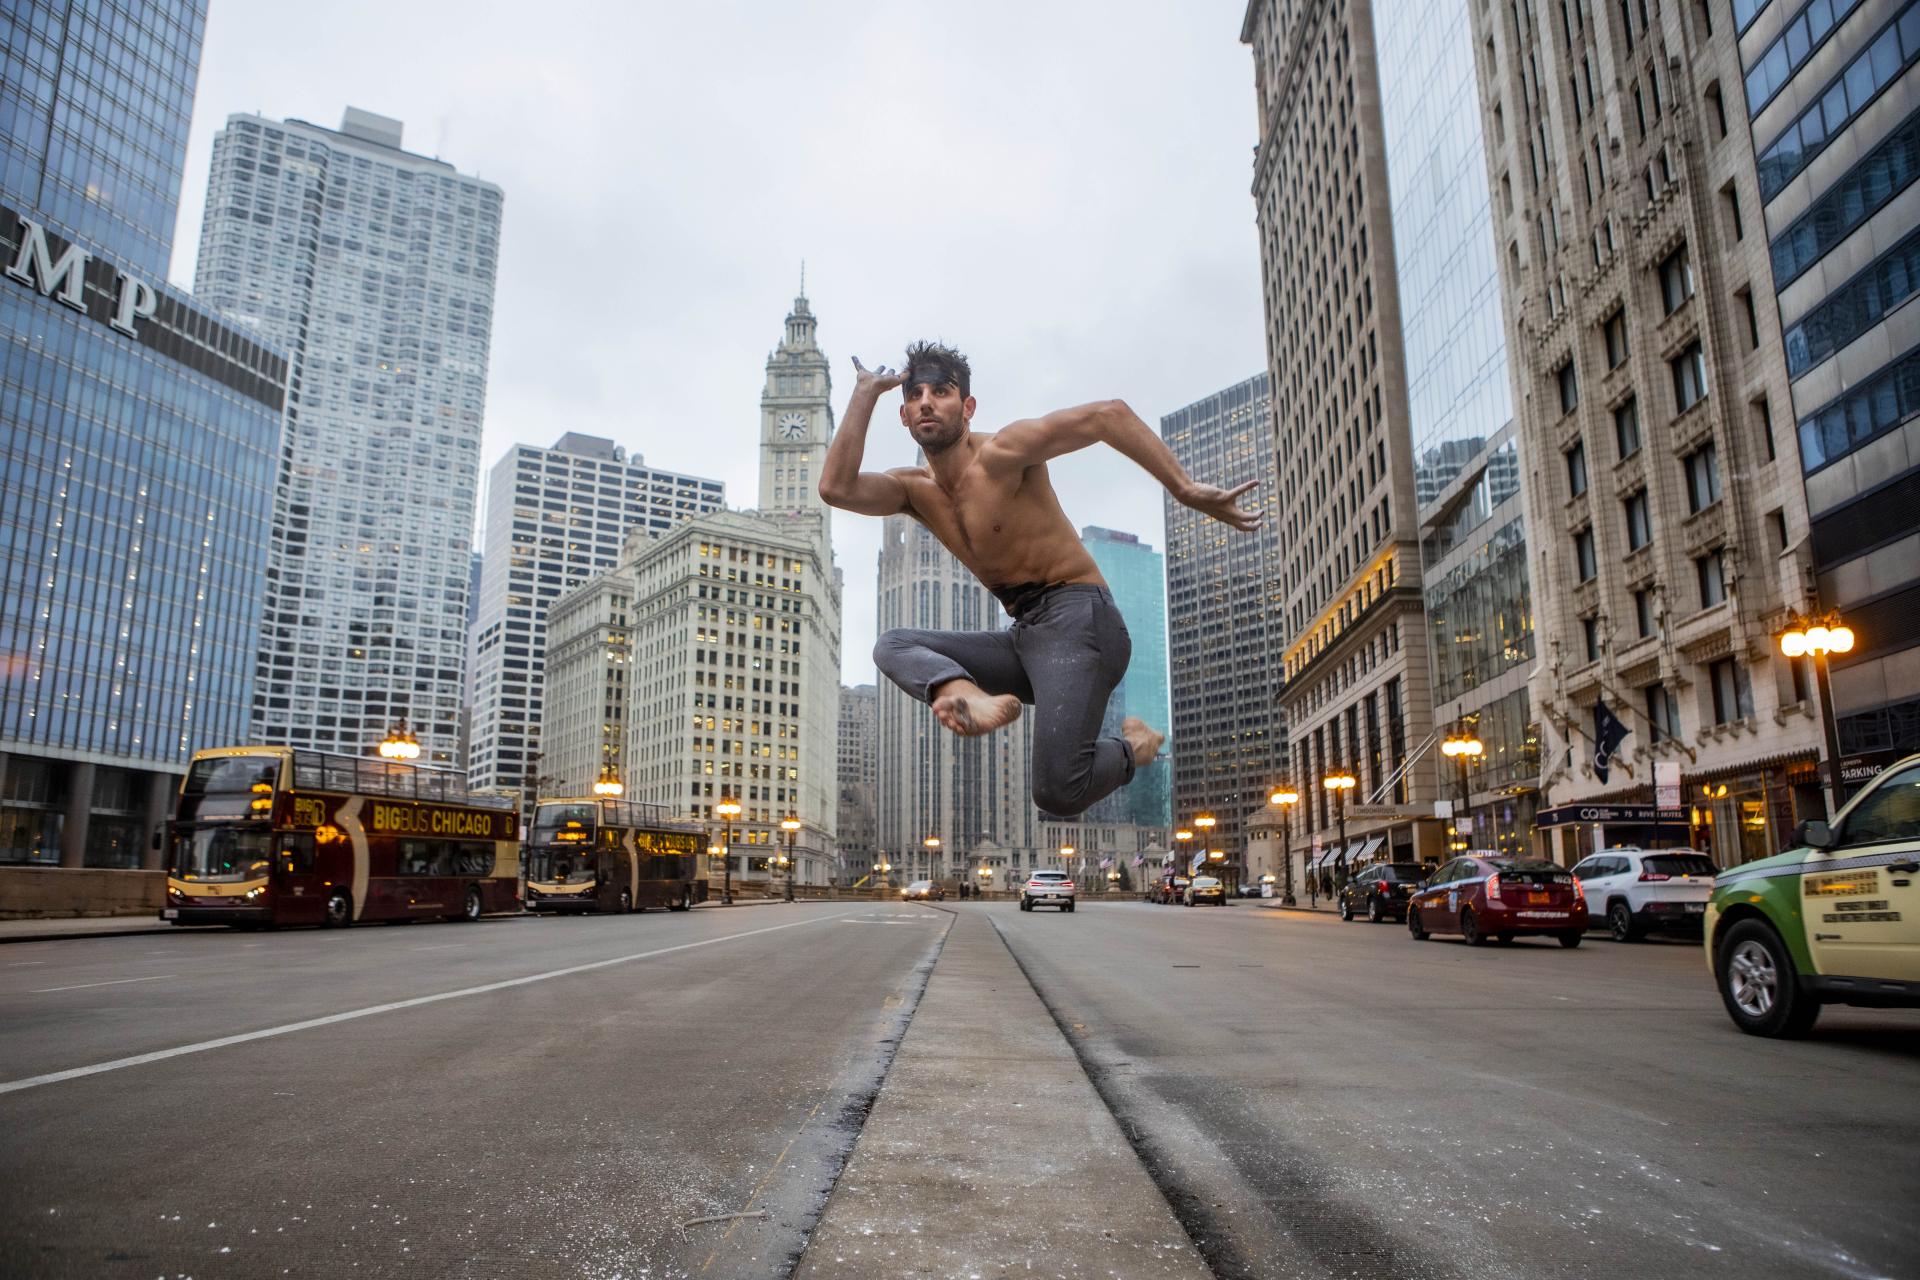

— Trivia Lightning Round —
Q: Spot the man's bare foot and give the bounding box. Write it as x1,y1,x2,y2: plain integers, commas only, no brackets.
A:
931,680,1022,737
1122,716,1165,768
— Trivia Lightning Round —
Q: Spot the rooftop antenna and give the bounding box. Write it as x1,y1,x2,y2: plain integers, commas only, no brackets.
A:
799,259,806,297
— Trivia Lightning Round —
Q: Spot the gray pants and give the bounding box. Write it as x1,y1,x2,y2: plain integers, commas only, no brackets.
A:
872,583,1135,818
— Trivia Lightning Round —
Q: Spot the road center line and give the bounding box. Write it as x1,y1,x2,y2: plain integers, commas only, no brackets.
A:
31,974,176,994
0,911,859,1095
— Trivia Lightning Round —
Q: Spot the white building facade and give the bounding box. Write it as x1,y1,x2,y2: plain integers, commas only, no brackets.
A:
467,432,722,791
194,108,502,766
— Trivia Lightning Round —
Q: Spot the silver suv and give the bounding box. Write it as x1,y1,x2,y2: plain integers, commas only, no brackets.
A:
1021,870,1076,912
1570,848,1715,941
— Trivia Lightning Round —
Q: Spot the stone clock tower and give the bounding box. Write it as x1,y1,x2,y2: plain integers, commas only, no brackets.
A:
758,285,835,547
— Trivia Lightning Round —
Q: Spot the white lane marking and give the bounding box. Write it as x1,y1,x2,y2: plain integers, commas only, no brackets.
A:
6,961,49,967
409,944,467,952
0,912,862,1095
31,974,176,994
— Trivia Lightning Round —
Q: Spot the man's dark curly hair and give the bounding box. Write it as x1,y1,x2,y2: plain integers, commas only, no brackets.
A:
902,340,971,400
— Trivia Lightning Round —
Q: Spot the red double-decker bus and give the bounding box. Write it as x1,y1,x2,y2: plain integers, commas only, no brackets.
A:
525,797,709,914
162,746,521,928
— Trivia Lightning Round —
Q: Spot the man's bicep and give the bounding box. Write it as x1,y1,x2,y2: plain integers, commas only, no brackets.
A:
984,403,1110,468
820,469,911,517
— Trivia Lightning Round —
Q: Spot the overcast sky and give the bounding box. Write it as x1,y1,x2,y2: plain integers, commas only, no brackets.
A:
169,0,1269,686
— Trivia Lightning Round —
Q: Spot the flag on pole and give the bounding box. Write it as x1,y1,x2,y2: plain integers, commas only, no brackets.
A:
1132,854,1144,867
1593,698,1630,783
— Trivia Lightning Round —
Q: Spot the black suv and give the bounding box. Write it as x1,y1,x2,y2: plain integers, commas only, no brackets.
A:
1337,862,1426,923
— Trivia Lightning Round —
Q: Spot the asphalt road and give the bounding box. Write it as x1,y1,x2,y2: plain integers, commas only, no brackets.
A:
4,899,1917,1279
0,903,947,1279
991,899,1920,1280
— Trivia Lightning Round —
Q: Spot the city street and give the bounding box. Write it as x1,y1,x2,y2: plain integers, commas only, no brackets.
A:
2,900,1917,1278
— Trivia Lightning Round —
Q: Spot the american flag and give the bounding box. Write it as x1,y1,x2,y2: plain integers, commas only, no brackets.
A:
1099,857,1113,869
1131,854,1144,867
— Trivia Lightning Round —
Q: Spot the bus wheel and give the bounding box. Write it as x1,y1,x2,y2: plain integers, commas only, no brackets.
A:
618,888,633,913
323,891,352,928
461,886,483,922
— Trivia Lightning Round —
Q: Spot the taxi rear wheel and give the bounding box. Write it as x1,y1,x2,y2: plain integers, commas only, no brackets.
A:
1460,907,1487,946
1717,919,1820,1038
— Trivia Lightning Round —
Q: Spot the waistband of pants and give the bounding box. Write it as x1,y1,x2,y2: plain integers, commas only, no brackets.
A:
990,581,1110,619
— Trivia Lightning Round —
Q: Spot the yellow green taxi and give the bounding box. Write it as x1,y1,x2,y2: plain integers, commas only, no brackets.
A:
1706,754,1920,1037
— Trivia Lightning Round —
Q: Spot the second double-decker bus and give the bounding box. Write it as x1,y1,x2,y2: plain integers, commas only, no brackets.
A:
162,746,521,928
525,797,709,914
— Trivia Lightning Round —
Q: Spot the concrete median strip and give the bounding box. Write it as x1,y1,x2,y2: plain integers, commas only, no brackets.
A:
793,909,1209,1279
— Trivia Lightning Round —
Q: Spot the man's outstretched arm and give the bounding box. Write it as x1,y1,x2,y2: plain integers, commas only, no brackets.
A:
986,399,1262,531
818,356,912,517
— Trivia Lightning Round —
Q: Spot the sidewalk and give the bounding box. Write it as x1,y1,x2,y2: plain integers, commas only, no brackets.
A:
792,908,1208,1279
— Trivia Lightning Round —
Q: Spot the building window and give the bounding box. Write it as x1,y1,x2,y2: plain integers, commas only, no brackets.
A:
1710,658,1755,725
1659,245,1695,314
1624,490,1652,551
1558,361,1579,414
1604,309,1630,368
1753,395,1777,462
1575,528,1597,582
1685,442,1722,512
1582,615,1602,663
1672,341,1708,413
1696,548,1727,607
1566,440,1589,496
1646,682,1680,743
1634,586,1656,638
1614,397,1641,457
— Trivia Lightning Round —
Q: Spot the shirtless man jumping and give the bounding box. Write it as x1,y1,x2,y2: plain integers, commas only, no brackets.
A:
819,341,1261,819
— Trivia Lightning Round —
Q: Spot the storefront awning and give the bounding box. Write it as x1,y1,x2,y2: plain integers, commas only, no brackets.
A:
1352,834,1386,864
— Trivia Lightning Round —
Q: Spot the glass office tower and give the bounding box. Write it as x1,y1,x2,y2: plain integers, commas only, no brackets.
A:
1,2,287,874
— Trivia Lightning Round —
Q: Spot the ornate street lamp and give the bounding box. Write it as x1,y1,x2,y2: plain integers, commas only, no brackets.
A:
1440,729,1483,849
592,762,624,798
377,718,420,762
1268,788,1299,905
923,834,941,883
781,815,801,902
715,798,741,905
1779,611,1856,813
1322,770,1357,894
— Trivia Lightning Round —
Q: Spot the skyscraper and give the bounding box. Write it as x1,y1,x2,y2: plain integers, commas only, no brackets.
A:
1,1,287,881
1377,0,1538,854
1469,0,1823,864
1242,0,1442,872
837,683,878,885
1160,374,1288,857
1080,527,1172,828
194,108,504,766
1743,1,1920,779
466,433,723,792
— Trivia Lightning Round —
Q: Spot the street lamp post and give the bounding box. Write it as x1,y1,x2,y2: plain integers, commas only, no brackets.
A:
1269,788,1299,905
1193,814,1217,891
715,798,741,905
875,857,892,895
377,718,420,762
923,835,941,885
780,815,801,902
1779,612,1856,815
1322,770,1356,898
592,762,624,798
1440,729,1483,850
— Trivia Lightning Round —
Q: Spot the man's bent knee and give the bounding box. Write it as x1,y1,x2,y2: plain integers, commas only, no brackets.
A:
1031,776,1093,819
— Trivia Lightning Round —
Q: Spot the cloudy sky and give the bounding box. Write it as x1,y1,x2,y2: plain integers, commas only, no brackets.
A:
169,0,1269,685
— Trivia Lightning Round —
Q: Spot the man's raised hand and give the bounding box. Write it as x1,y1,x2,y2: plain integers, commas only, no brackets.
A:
1183,479,1263,532
851,355,905,395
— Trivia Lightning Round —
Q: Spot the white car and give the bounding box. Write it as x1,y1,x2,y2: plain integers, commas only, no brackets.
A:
1570,848,1716,941
1021,870,1076,912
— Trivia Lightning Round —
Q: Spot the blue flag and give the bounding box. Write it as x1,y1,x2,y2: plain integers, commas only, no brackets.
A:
1593,699,1630,783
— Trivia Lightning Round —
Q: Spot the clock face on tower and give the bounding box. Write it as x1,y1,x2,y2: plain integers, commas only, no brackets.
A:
776,411,808,442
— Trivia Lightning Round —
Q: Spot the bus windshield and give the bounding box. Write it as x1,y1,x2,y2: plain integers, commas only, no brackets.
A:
179,755,280,821
531,803,598,848
526,848,596,885
170,827,273,882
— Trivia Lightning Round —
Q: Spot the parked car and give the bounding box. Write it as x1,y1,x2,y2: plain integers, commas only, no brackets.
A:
1021,870,1076,912
1150,875,1189,904
1408,855,1588,946
902,880,944,901
1707,753,1920,1038
1570,849,1714,941
1337,862,1425,923
1185,875,1226,906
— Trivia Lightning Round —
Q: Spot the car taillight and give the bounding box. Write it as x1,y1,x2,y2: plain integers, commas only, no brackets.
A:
1638,871,1670,881
1486,873,1502,900
1376,880,1390,894
1571,877,1586,901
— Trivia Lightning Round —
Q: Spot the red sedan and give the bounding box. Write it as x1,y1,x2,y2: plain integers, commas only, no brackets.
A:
1407,856,1588,947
